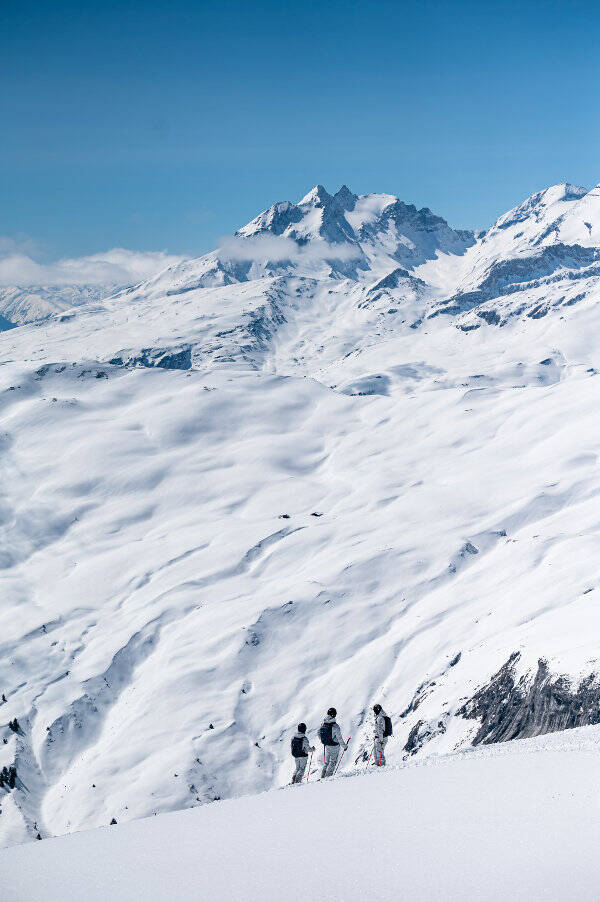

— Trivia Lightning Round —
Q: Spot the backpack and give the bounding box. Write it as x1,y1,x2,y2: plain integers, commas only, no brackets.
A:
383,715,393,738
319,722,337,746
291,736,307,758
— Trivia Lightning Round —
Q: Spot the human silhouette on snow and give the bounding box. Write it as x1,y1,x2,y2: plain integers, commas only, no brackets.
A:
291,723,314,783
319,708,348,778
373,704,391,766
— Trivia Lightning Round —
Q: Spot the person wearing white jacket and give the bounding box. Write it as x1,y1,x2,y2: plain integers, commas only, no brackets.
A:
373,704,389,766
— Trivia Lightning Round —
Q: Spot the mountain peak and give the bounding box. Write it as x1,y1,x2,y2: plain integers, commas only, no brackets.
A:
333,185,358,210
538,183,588,205
300,184,332,206
489,181,593,241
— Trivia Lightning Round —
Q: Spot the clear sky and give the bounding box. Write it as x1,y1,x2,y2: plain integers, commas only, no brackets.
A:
2,0,599,262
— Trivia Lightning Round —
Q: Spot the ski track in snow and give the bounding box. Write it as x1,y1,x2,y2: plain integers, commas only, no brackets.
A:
1,181,600,846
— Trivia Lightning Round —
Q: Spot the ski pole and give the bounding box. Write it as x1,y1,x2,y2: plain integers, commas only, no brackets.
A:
334,738,350,776
306,750,314,783
365,748,373,770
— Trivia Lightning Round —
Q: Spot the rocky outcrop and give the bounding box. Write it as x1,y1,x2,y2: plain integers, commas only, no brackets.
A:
0,765,17,789
404,718,447,756
458,652,600,745
108,346,192,370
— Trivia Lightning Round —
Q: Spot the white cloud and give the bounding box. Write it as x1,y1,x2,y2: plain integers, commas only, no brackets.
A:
217,234,363,264
0,242,186,287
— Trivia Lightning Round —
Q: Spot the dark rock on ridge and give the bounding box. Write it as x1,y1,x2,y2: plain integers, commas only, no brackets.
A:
458,652,600,745
109,346,192,370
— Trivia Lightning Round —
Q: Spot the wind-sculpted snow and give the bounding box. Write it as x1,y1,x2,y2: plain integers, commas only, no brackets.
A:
2,181,600,847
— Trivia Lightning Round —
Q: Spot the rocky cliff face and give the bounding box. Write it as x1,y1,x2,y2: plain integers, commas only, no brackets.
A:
457,654,600,745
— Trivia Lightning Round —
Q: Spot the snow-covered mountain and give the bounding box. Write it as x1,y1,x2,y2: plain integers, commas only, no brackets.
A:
2,180,600,849
420,182,600,327
0,284,127,327
0,248,186,327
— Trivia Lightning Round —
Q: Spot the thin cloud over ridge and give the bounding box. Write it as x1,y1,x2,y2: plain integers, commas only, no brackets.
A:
0,243,186,287
217,233,363,263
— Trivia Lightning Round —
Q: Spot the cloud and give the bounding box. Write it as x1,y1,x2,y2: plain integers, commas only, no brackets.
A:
217,233,363,264
0,235,38,256
0,231,363,288
0,242,186,287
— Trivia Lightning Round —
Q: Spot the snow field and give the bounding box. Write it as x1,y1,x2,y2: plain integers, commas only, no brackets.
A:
4,726,600,901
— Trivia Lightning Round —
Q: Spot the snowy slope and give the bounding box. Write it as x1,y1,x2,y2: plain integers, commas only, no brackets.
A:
418,183,600,327
4,726,600,902
1,182,600,849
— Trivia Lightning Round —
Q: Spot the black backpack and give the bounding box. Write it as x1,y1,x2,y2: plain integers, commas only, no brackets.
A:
291,736,307,758
383,715,393,737
319,722,337,746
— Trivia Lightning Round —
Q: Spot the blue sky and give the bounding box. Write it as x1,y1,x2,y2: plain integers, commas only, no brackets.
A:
1,0,599,262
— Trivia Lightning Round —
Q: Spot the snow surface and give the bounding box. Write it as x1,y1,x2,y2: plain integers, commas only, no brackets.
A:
1,181,600,849
4,726,600,901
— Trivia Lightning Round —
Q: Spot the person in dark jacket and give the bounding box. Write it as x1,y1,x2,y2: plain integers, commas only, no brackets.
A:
320,708,348,778
291,723,314,784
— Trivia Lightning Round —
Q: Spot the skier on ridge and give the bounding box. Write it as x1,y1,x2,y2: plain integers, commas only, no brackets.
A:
372,703,392,766
291,723,314,784
319,707,348,778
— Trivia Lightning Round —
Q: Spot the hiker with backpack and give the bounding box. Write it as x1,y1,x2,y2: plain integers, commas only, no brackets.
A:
373,703,392,766
291,723,315,784
319,707,348,778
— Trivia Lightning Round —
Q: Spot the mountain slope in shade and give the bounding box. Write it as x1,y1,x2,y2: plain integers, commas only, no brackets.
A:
1,181,600,849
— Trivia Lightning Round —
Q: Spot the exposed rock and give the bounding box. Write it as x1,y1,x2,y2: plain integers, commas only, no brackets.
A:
109,346,192,371
458,652,600,744
404,718,446,756
0,765,17,789
400,680,436,719
432,244,600,320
